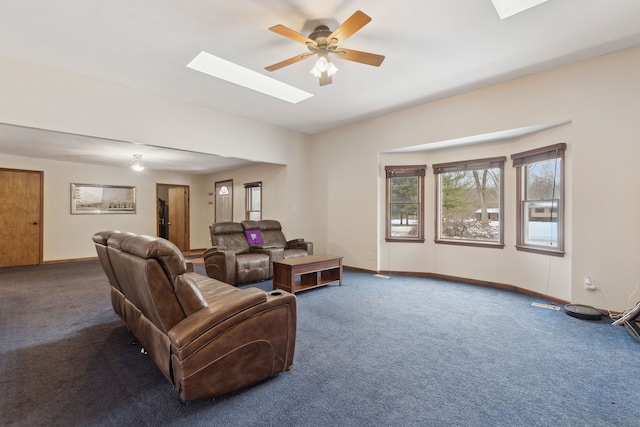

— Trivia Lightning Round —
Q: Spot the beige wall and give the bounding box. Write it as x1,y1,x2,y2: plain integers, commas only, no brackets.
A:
206,162,309,242
0,54,311,259
0,153,301,261
377,124,572,304
2,46,640,311
309,45,640,311
0,153,211,260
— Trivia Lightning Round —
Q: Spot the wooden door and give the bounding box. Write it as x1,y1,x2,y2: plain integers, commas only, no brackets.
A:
0,169,43,267
168,186,188,251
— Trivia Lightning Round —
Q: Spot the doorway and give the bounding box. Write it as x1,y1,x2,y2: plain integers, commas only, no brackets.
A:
215,179,233,222
156,184,190,252
0,168,43,267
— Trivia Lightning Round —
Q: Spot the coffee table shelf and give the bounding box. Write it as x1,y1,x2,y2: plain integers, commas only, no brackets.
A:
272,254,343,294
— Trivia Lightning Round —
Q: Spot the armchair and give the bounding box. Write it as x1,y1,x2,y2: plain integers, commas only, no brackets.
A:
204,222,270,285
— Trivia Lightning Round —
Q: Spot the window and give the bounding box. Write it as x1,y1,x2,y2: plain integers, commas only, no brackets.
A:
244,181,262,220
512,143,565,256
385,165,426,242
433,157,505,247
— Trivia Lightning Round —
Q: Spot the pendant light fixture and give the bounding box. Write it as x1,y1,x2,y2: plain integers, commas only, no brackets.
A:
129,154,145,171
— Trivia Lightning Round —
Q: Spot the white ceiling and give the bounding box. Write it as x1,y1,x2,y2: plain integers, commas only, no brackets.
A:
0,123,257,174
1,0,640,172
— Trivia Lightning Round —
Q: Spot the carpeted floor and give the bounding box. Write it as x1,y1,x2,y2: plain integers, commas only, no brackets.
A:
1,260,639,426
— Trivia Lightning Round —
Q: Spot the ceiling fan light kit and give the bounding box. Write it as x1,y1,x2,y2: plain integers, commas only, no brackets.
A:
129,154,145,171
309,55,338,86
266,10,384,86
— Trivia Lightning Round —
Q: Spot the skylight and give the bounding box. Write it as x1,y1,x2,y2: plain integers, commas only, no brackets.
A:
491,0,550,19
187,51,313,104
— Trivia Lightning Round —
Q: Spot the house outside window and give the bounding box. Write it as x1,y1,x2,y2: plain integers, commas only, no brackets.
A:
244,181,262,220
433,157,505,247
512,143,566,256
385,165,426,242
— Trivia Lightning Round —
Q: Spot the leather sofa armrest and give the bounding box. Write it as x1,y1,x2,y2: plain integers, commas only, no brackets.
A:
203,247,237,284
168,288,268,348
250,244,279,250
286,240,313,254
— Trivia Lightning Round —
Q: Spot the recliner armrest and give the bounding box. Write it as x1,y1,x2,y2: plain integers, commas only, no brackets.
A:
168,288,267,348
286,240,313,254
250,244,280,250
203,247,237,284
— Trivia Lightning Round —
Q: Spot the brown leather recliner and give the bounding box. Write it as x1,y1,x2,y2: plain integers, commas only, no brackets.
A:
241,220,314,278
204,222,271,285
93,230,296,402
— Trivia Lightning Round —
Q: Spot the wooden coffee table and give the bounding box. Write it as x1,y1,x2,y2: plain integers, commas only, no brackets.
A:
272,254,343,294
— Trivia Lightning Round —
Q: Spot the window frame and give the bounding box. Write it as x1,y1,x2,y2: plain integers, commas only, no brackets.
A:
244,181,262,221
385,165,426,243
433,157,506,248
512,143,566,256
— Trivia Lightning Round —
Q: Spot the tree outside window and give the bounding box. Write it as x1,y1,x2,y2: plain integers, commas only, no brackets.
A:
434,157,505,247
385,165,426,242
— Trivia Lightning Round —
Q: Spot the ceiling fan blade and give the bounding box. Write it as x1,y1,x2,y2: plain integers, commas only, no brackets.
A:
328,10,372,45
265,53,313,72
333,48,385,67
269,24,316,46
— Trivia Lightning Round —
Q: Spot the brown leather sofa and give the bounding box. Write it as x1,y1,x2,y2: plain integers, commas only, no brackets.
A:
93,230,296,402
204,222,271,285
205,220,313,284
241,220,313,278
242,219,313,260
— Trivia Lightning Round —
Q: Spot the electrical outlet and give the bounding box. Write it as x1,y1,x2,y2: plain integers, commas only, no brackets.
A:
584,276,596,290
368,252,373,260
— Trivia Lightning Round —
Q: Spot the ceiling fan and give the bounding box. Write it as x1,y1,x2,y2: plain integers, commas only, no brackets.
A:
265,10,385,86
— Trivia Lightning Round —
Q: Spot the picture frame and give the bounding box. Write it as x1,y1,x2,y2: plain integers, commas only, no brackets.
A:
71,183,136,214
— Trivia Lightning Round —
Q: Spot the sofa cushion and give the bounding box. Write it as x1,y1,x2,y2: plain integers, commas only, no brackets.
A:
174,274,209,316
93,230,127,292
257,220,288,248
173,272,242,315
236,253,270,284
119,234,187,279
109,250,186,332
210,222,250,255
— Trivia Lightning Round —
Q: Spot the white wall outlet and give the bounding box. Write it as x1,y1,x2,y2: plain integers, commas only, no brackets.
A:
368,252,373,260
584,276,596,290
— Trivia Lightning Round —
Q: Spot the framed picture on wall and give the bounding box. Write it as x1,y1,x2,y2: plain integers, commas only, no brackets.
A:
71,183,136,214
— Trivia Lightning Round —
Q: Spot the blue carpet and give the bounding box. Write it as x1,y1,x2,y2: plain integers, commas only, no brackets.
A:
1,262,639,426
